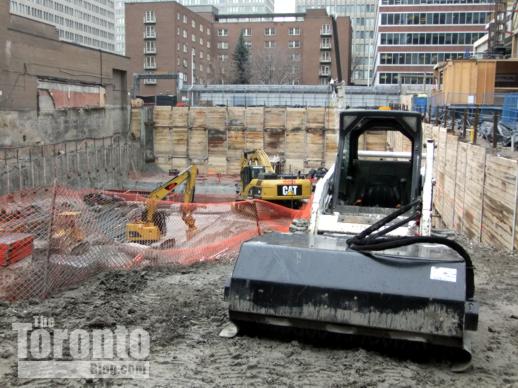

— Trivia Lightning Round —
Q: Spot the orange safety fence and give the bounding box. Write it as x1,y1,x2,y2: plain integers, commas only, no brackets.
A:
0,185,311,301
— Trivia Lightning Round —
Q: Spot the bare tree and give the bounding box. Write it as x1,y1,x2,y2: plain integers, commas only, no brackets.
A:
210,55,235,84
249,48,301,85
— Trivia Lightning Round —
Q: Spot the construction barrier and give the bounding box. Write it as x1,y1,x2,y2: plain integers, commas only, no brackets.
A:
0,185,311,301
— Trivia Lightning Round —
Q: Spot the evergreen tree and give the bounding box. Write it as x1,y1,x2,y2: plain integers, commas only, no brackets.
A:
232,31,250,84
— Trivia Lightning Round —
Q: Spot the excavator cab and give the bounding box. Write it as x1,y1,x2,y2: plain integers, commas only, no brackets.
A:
240,165,266,188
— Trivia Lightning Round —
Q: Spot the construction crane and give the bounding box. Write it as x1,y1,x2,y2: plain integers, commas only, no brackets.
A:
126,165,198,247
238,149,312,208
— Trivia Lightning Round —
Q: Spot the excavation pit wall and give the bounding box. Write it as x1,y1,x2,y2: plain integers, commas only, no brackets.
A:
0,137,144,196
425,123,518,252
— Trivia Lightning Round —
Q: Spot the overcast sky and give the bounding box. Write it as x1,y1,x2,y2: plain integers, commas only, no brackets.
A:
274,0,296,13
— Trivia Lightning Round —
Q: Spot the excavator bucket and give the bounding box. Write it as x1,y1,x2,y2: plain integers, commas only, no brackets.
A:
225,232,479,362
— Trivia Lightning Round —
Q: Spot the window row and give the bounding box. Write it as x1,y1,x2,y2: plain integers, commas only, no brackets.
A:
378,72,434,84
380,32,485,45
217,41,301,49
381,0,493,5
177,12,211,35
379,52,466,65
381,12,491,25
217,27,302,37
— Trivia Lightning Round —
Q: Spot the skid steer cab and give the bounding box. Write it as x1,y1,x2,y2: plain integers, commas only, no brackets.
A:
225,111,479,368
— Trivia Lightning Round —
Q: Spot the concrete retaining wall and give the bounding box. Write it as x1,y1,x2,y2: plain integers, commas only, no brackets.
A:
0,106,129,147
0,137,143,195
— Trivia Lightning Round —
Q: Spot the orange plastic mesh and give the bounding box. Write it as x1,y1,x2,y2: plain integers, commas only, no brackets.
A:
0,185,311,301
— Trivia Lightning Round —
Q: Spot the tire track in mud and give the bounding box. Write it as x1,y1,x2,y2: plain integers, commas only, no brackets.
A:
1,239,518,387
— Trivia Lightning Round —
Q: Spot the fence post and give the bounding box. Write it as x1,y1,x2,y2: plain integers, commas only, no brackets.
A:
450,108,455,133
492,111,498,149
44,179,58,298
473,108,479,145
462,109,468,139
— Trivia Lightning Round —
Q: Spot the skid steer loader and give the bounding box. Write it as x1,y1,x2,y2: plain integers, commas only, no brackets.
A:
224,111,478,365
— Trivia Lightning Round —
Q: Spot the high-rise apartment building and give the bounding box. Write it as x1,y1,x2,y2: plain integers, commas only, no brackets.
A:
373,0,494,88
116,0,274,54
9,0,116,52
295,0,377,86
125,2,352,95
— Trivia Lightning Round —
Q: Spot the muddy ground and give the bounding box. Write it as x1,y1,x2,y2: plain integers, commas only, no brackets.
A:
0,236,517,387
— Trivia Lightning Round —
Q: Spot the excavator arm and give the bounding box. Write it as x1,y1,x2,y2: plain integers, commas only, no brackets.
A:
126,165,198,244
145,165,198,223
241,150,275,173
149,165,198,202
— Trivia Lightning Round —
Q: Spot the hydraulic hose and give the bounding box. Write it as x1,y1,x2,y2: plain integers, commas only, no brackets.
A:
347,200,475,300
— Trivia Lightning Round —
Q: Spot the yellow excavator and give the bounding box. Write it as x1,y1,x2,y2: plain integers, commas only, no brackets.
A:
238,149,312,208
126,165,198,247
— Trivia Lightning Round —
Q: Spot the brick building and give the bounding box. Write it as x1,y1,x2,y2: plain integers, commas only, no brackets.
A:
125,2,352,97
296,0,377,86
0,1,130,145
373,0,494,88
214,10,352,85
125,2,217,97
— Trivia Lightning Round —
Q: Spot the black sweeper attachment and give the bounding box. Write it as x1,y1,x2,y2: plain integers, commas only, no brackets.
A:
224,205,479,364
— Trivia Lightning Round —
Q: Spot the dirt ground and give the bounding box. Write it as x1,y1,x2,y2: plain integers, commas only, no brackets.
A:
0,236,517,387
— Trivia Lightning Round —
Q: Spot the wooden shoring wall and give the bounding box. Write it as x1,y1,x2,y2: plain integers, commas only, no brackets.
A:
149,107,339,175
426,124,518,251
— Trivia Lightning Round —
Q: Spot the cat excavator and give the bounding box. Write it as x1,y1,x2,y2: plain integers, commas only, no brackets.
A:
126,165,198,247
238,149,312,208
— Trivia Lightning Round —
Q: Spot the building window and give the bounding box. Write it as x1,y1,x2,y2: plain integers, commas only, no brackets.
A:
144,11,155,23
243,28,252,37
288,40,301,48
290,53,301,62
183,29,187,38
321,24,332,34
265,40,277,48
244,41,252,49
264,27,276,36
144,56,156,69
177,27,180,36
218,28,228,37
183,44,188,53
192,34,196,42
288,27,301,36
145,40,156,54
183,15,187,24
379,32,485,45
320,65,330,76
200,24,204,32
321,37,331,49
378,72,433,85
219,54,228,62
144,25,156,38
218,42,229,49
192,20,196,28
